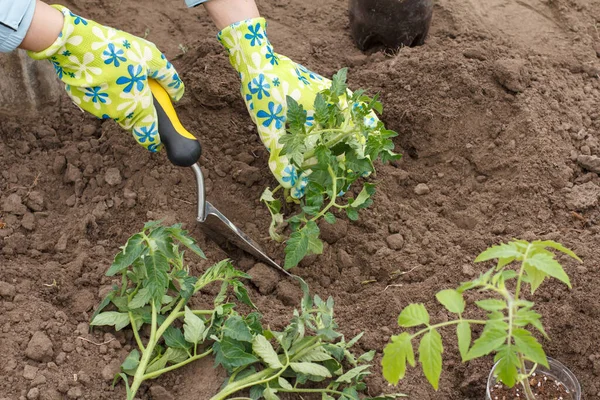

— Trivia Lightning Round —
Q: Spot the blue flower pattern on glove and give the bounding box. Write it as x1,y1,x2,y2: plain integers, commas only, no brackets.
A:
116,65,146,93
248,74,271,100
102,43,126,67
257,102,285,129
83,86,110,105
245,23,264,47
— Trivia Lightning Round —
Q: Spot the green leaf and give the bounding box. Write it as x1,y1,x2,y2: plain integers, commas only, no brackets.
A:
90,288,116,323
514,309,547,338
381,332,414,385
213,337,259,371
358,350,376,363
289,362,332,378
107,233,145,276
465,327,507,360
474,243,522,263
493,345,519,388
475,299,507,311
398,304,430,327
146,353,168,374
286,96,307,134
324,212,336,224
418,329,443,390
314,93,330,125
121,349,140,376
164,347,189,364
252,335,283,369
331,68,348,97
129,287,152,309
143,250,169,302
512,329,548,367
346,207,359,221
534,240,581,262
278,377,293,390
284,221,323,269
336,365,371,383
263,387,280,400
436,289,465,314
523,263,546,293
183,307,206,346
456,321,471,361
167,224,206,259
350,183,376,208
298,348,332,362
526,252,571,288
90,312,130,331
223,316,254,342
164,326,191,350
279,133,307,167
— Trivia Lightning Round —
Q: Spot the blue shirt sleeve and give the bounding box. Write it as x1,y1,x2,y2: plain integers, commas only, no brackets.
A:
0,0,36,53
185,0,210,7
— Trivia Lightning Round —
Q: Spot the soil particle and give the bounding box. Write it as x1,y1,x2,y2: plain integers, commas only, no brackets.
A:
104,168,122,186
66,387,82,399
2,194,27,215
414,183,430,195
23,365,38,380
493,58,530,93
385,233,405,250
101,359,121,382
70,290,96,314
247,263,279,294
232,162,262,187
337,249,354,268
21,212,36,231
64,164,82,183
0,281,16,300
149,385,175,400
54,234,68,252
565,181,600,210
27,388,40,400
31,374,47,387
577,154,600,173
276,280,303,307
52,155,66,175
319,219,348,244
463,48,487,61
25,331,54,362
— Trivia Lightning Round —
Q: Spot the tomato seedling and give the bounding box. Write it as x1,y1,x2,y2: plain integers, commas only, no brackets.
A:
262,68,401,269
381,240,581,399
91,222,404,400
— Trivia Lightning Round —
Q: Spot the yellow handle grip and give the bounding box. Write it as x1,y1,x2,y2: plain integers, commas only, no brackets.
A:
148,79,202,167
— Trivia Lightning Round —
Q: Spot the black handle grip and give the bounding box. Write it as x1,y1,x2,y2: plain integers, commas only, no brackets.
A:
148,79,202,167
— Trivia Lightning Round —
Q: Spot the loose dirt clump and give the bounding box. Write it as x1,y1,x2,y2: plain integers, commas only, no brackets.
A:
1,0,600,399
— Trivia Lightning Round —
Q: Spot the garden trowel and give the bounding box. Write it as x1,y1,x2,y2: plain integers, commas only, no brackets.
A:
148,79,292,278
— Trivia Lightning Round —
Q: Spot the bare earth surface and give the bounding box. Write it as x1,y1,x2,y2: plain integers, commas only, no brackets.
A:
1,0,600,399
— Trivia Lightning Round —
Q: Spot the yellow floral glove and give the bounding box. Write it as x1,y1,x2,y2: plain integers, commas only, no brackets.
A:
28,6,184,152
218,18,338,199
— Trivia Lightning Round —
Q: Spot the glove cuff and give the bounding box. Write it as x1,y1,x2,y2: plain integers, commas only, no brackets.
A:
217,17,275,72
27,5,74,60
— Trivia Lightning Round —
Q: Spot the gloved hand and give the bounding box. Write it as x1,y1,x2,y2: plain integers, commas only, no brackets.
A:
218,18,378,199
28,6,184,152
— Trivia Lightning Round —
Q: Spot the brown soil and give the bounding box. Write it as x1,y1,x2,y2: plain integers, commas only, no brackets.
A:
1,0,600,399
490,372,574,400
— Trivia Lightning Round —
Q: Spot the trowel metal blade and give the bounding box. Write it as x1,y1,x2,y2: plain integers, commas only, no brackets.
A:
198,201,292,278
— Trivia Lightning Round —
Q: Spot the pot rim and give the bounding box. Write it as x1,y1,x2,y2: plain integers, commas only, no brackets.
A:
486,356,581,400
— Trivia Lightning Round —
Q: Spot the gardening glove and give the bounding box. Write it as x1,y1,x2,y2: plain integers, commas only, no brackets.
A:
218,18,379,199
28,5,184,152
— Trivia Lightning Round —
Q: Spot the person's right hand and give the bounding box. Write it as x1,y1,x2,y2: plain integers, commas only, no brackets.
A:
28,6,184,152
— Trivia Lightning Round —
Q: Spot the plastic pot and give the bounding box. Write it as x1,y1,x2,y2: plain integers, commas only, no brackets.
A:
486,357,581,400
348,0,433,51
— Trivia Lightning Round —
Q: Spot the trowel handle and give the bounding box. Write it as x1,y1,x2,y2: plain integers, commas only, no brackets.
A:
148,79,202,167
